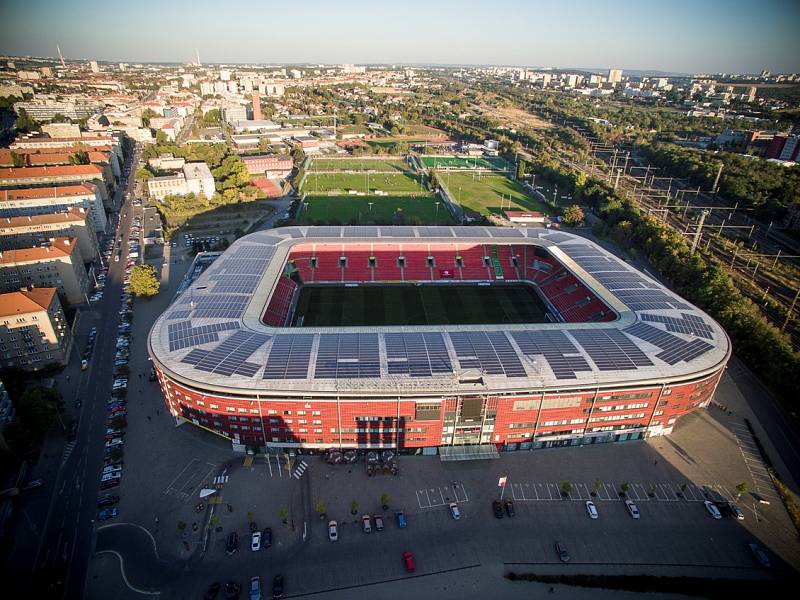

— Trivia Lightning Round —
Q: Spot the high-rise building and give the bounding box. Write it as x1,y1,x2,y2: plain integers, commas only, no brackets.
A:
89,60,99,73
220,69,231,81
608,69,623,84
251,91,262,121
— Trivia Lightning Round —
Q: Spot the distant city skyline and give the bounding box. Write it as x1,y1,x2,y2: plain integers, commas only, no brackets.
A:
1,0,798,74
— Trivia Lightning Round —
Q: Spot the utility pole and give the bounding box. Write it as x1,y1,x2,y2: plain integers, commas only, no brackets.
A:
690,209,709,255
782,289,800,332
712,163,723,194
614,168,622,191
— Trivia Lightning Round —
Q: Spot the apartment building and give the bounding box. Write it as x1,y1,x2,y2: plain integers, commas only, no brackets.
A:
0,238,89,306
0,184,108,233
0,165,112,207
0,287,72,370
241,154,293,178
0,208,99,263
147,162,215,200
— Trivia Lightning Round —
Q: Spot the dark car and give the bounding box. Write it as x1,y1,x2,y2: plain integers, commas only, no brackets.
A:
748,542,770,567
204,582,221,600
67,420,78,441
226,531,239,555
505,500,515,517
97,495,119,508
492,500,504,519
555,541,570,563
271,574,284,599
100,479,120,491
263,527,272,548
249,521,258,532
225,581,241,600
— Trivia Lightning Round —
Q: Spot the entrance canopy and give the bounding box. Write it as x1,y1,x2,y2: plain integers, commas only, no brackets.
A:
439,445,500,461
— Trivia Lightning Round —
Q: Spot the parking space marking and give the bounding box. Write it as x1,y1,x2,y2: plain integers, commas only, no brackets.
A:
416,484,471,509
601,482,616,501
730,421,780,501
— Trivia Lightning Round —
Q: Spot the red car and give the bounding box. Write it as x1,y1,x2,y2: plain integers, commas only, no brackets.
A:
403,551,415,572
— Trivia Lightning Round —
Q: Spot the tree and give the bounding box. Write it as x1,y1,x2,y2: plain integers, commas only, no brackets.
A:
15,386,63,442
736,482,748,498
278,505,288,524
562,204,585,226
10,151,25,168
592,479,602,497
516,158,526,181
176,520,187,532
69,150,90,165
14,108,38,133
620,482,630,497
155,130,168,145
560,481,572,497
315,501,326,519
381,493,390,510
135,167,153,181
129,264,160,298
350,499,359,515
141,108,158,127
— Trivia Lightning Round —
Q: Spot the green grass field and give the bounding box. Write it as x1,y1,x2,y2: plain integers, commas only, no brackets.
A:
301,171,425,194
309,158,412,172
298,194,453,225
292,283,548,326
442,172,552,217
421,155,511,171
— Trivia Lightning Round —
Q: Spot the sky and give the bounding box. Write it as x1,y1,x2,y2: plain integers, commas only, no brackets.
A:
1,0,799,74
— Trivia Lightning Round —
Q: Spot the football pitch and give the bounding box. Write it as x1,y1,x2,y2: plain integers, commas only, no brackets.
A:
292,283,549,326
309,158,412,172
421,155,511,171
298,194,454,225
442,172,552,217
301,171,425,194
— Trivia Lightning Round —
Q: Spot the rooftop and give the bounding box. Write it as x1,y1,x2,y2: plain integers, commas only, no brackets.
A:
148,226,731,398
0,207,89,229
0,164,104,179
0,237,79,264
0,183,96,201
0,287,57,316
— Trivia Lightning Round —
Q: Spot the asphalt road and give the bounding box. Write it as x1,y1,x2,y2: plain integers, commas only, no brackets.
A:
29,144,141,599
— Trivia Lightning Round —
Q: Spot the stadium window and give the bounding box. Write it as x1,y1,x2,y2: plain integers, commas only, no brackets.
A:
339,256,347,267
455,256,463,267
368,256,376,268
511,255,519,267
482,256,490,267
397,256,405,267
310,257,317,268
426,256,435,267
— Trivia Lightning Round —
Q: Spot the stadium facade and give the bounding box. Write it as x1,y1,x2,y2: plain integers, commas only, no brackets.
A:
148,226,731,453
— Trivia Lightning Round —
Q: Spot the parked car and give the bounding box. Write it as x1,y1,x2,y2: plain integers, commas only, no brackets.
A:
492,500,504,519
250,530,261,551
748,542,770,567
374,515,384,531
625,499,640,519
328,520,338,541
226,531,239,555
203,582,221,600
225,581,241,600
403,551,416,572
704,500,722,519
97,495,119,508
263,527,272,548
585,500,599,519
504,500,515,517
362,514,372,533
100,479,120,491
449,502,461,520
81,359,89,371
97,507,118,521
728,502,745,520
249,576,261,600
395,511,407,528
555,541,570,563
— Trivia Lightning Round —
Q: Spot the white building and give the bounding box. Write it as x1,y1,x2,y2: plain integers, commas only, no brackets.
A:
147,162,215,200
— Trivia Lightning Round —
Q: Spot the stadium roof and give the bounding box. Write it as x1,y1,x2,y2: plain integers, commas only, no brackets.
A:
148,226,731,397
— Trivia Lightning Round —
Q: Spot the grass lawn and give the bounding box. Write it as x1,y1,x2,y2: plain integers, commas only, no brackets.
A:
310,157,412,172
421,155,511,171
298,194,453,225
301,171,426,194
442,172,553,217
366,137,434,149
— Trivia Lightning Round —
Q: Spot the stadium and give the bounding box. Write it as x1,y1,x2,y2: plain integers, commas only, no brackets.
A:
147,226,731,455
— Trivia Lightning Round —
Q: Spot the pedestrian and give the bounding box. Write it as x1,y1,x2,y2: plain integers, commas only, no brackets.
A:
147,415,151,421
654,460,658,466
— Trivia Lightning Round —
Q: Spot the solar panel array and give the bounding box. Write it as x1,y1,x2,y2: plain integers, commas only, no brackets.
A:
181,330,270,376
385,332,453,377
511,330,592,379
624,322,714,365
612,289,691,311
570,329,654,370
448,331,527,377
263,334,314,379
641,313,713,340
167,320,239,351
208,274,262,295
179,295,251,319
541,232,572,243
315,333,380,379
167,309,192,320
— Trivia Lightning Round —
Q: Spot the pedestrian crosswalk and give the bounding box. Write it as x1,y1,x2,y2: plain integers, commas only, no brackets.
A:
212,475,229,485
62,441,76,465
292,460,308,480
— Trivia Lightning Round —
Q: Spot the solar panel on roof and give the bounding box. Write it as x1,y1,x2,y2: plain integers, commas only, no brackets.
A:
448,331,527,378
263,334,314,379
314,333,380,379
208,274,261,294
167,320,239,351
511,330,593,379
452,226,488,237
612,289,691,311
279,227,305,238
181,330,270,376
307,226,342,238
343,226,378,238
384,332,453,377
419,226,453,237
541,232,571,243
379,226,415,237
623,322,714,365
168,310,192,320
230,246,275,259
641,313,713,340
570,329,653,370
487,227,524,238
